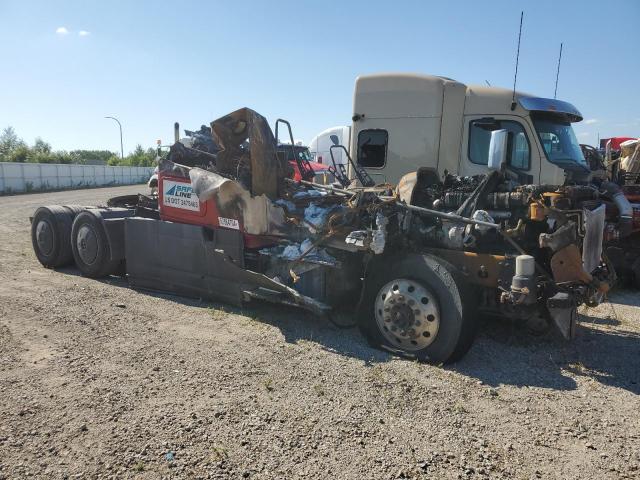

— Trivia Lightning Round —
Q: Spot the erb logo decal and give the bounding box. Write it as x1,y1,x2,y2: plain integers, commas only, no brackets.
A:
162,180,200,212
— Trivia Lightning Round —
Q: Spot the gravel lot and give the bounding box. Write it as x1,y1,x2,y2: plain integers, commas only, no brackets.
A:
1,185,639,479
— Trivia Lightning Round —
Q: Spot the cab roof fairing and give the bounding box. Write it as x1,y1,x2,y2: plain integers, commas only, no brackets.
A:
518,97,583,122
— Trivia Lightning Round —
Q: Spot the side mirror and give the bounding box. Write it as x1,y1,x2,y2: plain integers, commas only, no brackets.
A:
329,134,340,146
488,129,508,171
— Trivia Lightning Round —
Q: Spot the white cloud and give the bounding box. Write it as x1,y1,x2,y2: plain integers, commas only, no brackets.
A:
78,30,90,37
55,26,69,35
584,118,598,125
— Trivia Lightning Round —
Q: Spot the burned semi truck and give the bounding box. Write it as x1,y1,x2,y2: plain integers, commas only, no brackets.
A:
30,108,611,364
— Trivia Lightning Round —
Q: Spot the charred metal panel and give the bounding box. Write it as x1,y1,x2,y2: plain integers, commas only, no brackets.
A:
125,217,246,305
189,168,289,236
124,218,328,314
211,107,292,199
425,248,506,288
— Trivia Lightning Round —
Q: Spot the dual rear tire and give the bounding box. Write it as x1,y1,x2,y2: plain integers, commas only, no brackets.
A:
31,205,84,268
70,211,121,278
31,207,119,278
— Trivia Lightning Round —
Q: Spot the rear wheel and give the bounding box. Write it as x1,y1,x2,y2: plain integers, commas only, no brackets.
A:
31,205,82,268
359,254,477,364
71,211,120,278
374,279,441,350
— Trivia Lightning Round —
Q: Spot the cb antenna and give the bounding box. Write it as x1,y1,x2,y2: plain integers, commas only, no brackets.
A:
554,42,563,99
511,11,524,111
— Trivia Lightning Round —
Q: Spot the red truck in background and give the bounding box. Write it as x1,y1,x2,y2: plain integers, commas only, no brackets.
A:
276,143,334,184
600,137,636,151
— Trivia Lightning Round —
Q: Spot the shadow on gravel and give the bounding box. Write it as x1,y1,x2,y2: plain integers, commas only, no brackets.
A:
236,303,394,365
454,314,640,395
57,267,394,365
56,267,640,393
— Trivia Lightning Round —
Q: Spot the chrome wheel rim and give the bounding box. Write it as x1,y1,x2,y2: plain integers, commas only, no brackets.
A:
374,278,440,351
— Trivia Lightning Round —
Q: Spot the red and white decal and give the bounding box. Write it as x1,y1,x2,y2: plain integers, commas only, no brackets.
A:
162,180,200,212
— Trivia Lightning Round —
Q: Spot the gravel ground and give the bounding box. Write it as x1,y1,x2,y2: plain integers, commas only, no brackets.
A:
0,185,639,480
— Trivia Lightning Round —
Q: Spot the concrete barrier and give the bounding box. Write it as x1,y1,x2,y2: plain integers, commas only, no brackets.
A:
0,162,154,194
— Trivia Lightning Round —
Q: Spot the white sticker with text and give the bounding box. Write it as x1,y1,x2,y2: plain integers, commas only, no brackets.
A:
162,180,200,212
218,217,240,230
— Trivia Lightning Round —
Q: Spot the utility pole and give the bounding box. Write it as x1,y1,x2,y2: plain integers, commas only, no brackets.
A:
104,116,124,159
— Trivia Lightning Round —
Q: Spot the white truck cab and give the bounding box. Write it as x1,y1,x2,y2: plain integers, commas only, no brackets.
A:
349,73,589,185
308,126,351,166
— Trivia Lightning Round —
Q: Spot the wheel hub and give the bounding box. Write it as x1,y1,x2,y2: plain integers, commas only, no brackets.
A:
36,220,54,256
389,303,415,330
374,279,440,351
76,224,98,265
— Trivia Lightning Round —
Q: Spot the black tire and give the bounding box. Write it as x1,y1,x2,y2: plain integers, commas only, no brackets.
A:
358,254,478,364
70,211,120,278
31,205,83,268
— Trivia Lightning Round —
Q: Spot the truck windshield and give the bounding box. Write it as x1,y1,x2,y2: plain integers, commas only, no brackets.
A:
278,146,313,162
532,115,588,171
295,147,313,162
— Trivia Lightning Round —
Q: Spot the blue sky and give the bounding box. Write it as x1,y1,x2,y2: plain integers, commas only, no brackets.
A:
1,0,638,154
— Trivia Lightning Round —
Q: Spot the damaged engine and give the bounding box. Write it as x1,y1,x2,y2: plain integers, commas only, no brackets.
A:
154,108,611,341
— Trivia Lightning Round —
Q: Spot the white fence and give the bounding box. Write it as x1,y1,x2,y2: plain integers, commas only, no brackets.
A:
0,162,154,194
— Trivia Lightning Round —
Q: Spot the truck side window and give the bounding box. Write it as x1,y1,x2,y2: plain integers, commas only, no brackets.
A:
357,129,388,168
469,120,530,170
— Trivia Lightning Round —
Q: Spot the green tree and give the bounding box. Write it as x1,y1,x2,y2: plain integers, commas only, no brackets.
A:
8,144,29,162
50,151,74,164
32,137,51,155
0,126,155,166
0,126,26,161
28,137,54,163
107,155,122,166
120,144,156,167
70,149,117,164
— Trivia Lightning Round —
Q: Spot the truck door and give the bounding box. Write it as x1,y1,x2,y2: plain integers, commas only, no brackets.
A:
352,117,441,185
459,116,541,184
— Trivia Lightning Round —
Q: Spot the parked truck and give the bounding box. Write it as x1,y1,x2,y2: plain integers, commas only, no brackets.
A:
344,73,591,186
309,126,351,166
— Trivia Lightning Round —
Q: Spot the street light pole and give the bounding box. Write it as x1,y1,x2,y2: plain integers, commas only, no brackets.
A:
104,116,124,160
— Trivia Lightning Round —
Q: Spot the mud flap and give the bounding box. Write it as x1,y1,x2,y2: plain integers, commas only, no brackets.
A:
547,292,577,340
124,217,330,315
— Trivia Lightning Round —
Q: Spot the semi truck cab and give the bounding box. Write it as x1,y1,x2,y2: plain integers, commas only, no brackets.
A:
349,73,589,185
